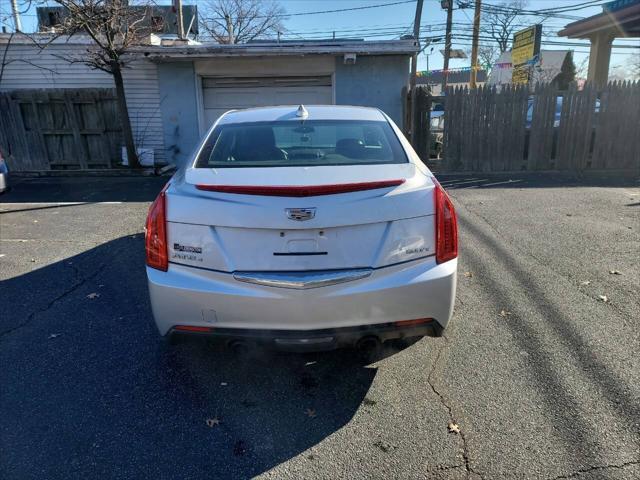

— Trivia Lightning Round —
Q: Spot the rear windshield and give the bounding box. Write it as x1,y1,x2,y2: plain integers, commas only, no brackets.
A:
194,120,408,168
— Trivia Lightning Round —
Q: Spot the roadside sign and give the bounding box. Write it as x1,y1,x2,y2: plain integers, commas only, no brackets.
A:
511,24,542,84
512,65,530,84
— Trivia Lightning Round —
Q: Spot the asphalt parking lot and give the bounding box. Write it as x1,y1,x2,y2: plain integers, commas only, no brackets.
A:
1,173,638,479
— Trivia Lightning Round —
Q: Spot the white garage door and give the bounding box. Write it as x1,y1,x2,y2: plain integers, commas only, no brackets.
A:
202,76,333,128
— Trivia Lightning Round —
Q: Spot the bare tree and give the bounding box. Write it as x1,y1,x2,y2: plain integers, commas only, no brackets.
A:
200,0,285,44
482,0,528,53
466,45,500,72
47,0,154,168
609,62,640,81
627,55,640,80
575,55,589,79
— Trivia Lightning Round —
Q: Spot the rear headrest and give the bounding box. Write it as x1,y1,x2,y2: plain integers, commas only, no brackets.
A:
336,138,366,159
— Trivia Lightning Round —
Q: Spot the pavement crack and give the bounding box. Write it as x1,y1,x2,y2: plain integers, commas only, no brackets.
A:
426,463,467,473
549,460,640,479
427,335,482,480
0,260,110,339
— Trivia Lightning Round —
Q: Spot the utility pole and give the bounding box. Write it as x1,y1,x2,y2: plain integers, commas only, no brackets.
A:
409,0,424,143
174,0,185,39
11,0,22,32
441,0,453,93
469,0,482,88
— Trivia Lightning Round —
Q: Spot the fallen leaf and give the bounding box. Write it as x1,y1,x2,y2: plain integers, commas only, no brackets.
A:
363,397,377,406
305,408,317,418
205,417,220,427
609,270,622,275
499,309,512,318
448,422,461,434
464,271,473,278
373,440,394,453
598,295,609,303
580,280,591,286
48,333,61,339
86,293,100,299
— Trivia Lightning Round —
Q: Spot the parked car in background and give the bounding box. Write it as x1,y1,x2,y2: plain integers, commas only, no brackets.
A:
526,96,563,129
524,95,600,161
429,110,445,160
526,95,600,128
0,151,9,194
145,105,458,354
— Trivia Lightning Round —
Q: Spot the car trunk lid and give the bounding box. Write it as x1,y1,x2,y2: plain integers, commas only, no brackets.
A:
166,164,436,272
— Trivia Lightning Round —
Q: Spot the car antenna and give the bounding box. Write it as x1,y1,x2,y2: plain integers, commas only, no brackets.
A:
296,104,309,119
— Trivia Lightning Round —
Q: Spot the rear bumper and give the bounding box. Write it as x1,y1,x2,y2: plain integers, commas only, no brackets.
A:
147,257,457,341
168,321,442,351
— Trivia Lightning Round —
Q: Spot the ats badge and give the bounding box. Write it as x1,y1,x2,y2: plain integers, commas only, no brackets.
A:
286,208,316,221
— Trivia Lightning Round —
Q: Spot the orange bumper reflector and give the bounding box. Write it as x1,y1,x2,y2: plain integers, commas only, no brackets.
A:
174,325,213,333
394,318,433,327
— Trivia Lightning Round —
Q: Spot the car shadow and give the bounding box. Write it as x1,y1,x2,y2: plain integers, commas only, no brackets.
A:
0,235,395,479
1,176,169,204
436,172,640,190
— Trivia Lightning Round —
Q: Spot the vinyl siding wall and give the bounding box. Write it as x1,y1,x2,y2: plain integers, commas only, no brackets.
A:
0,42,165,164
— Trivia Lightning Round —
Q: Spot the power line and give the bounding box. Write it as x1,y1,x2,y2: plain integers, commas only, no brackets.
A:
452,33,640,49
223,0,418,20
7,0,419,21
474,3,586,20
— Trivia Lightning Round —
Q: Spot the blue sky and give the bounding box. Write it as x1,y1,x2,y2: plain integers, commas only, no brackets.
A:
3,0,639,76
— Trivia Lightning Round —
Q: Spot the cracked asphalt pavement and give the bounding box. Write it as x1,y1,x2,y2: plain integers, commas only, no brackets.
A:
1,174,639,479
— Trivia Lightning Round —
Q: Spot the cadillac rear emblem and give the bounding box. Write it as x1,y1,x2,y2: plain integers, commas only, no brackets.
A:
286,208,316,221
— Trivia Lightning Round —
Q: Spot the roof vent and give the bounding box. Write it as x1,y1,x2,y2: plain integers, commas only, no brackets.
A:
296,105,309,119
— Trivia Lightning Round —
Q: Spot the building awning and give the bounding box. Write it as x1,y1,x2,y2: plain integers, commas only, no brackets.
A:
558,0,640,38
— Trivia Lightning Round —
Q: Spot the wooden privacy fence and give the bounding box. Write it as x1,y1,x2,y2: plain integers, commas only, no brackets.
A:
436,81,640,173
0,89,122,171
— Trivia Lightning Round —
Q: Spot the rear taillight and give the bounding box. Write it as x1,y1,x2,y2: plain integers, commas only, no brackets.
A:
434,180,458,264
145,184,169,271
